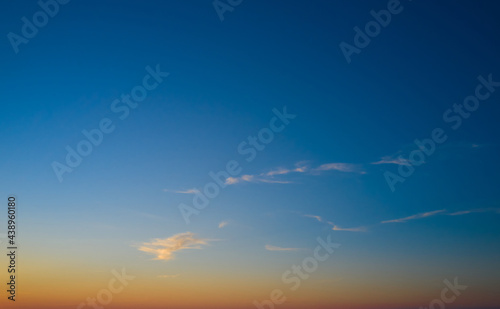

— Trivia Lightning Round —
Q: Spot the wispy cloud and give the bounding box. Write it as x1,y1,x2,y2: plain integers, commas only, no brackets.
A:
138,232,212,261
225,175,255,185
168,161,363,191
265,245,300,251
218,221,229,228
448,208,500,216
304,214,323,222
265,168,292,176
266,162,309,176
440,141,484,150
372,155,410,166
304,214,366,232
225,177,240,185
225,175,292,185
330,224,366,232
375,141,483,168
225,161,363,186
381,209,445,224
313,163,360,172
449,210,475,216
163,188,199,194
256,178,293,184
157,274,180,279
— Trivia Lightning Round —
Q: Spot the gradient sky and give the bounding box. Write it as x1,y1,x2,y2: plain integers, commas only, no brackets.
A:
1,1,500,308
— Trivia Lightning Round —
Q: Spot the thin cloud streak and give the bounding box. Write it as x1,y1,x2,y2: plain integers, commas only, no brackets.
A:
448,208,500,216
158,274,180,278
168,161,363,190
265,162,309,176
375,142,482,168
314,163,359,172
330,224,367,232
258,178,293,184
304,214,366,232
163,188,200,194
225,161,364,186
304,214,323,222
225,175,292,185
265,245,300,251
381,209,445,224
449,210,475,216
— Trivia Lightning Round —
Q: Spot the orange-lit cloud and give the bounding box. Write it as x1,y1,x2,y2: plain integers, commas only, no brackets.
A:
138,232,212,261
218,221,229,228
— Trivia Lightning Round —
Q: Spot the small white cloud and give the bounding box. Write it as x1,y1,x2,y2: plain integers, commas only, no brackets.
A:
225,177,240,185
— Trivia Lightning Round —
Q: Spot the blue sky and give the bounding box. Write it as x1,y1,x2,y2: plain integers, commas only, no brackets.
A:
1,1,500,308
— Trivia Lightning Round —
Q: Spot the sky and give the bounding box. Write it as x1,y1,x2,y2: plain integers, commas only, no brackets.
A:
0,0,500,308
